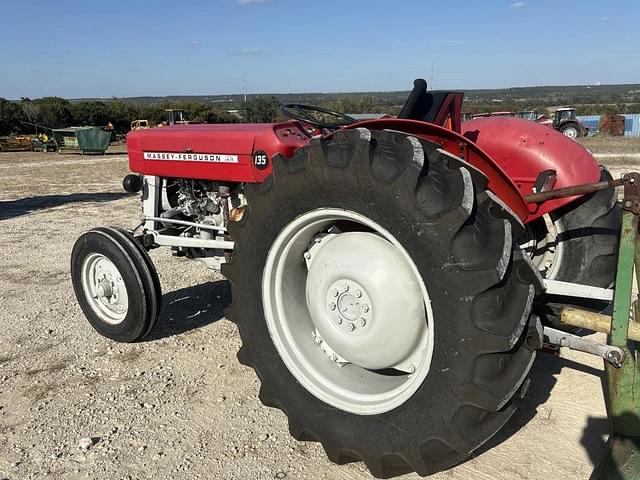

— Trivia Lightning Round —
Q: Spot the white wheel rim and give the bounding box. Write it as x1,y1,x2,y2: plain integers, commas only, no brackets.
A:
564,127,578,138
520,214,564,279
81,253,129,325
262,209,434,415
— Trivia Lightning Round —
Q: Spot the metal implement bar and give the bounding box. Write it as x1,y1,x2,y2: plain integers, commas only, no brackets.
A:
560,307,640,342
524,177,624,203
544,279,614,302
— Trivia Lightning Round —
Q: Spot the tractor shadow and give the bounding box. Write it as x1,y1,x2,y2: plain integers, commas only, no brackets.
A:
0,192,132,221
144,280,231,341
475,353,610,467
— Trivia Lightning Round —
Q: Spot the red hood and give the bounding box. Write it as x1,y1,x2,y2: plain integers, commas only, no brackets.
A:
126,121,311,183
126,123,275,156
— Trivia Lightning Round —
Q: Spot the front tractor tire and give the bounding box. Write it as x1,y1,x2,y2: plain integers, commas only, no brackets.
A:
71,227,162,342
223,129,542,477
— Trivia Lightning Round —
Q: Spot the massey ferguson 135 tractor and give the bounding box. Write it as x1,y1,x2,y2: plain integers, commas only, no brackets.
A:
71,80,640,478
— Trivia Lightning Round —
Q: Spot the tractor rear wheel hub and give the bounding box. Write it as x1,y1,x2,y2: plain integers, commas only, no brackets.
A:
306,232,426,370
326,278,372,330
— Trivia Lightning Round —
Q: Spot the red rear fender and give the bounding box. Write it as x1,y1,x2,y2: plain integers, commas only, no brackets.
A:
462,117,601,220
346,118,531,222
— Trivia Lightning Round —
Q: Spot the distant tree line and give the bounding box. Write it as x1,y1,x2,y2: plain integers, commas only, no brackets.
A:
2,91,640,137
0,94,400,137
0,97,243,136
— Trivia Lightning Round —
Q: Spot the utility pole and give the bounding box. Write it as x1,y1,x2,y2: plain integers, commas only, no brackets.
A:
430,63,435,91
242,76,247,103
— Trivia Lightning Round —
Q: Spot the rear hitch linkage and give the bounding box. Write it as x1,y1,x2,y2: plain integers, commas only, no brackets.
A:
534,172,640,369
542,326,625,368
525,172,640,368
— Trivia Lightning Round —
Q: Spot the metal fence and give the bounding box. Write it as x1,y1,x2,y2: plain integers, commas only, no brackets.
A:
577,114,640,137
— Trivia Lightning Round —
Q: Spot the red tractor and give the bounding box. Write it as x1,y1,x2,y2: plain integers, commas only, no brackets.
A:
71,79,621,478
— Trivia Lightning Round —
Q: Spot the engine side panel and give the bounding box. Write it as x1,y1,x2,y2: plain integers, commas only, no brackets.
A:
127,122,310,183
462,117,602,221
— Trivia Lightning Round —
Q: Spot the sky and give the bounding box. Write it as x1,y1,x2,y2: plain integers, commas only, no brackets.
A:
1,0,638,99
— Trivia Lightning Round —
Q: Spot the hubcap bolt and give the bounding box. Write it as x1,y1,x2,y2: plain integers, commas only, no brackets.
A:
336,317,342,325
304,251,311,260
362,304,369,313
348,323,355,332
342,283,349,292
358,318,366,327
331,288,339,298
355,290,362,298
328,302,336,311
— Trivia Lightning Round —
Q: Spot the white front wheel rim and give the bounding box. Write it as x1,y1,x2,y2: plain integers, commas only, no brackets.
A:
81,253,129,325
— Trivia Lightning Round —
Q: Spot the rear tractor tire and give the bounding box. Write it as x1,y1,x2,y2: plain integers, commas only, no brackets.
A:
522,168,621,328
71,227,162,342
223,128,543,477
559,122,582,139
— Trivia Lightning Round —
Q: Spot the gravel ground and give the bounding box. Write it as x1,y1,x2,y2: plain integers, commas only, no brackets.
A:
0,140,638,480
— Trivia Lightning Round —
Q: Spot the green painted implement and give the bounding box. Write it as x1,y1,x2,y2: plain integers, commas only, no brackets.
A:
592,174,640,479
51,126,111,154
560,174,640,479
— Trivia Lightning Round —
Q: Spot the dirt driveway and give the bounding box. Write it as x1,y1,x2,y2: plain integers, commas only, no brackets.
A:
0,140,638,480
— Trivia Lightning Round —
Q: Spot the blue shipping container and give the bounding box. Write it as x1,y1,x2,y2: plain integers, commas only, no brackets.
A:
576,115,600,135
624,114,640,137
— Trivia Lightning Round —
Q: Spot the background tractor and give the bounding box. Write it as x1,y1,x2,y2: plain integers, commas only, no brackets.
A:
532,107,589,138
164,108,191,126
470,108,589,139
130,119,150,131
71,79,635,478
549,107,589,138
130,110,192,132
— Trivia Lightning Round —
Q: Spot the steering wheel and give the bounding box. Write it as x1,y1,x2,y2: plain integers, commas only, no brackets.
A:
281,104,357,129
